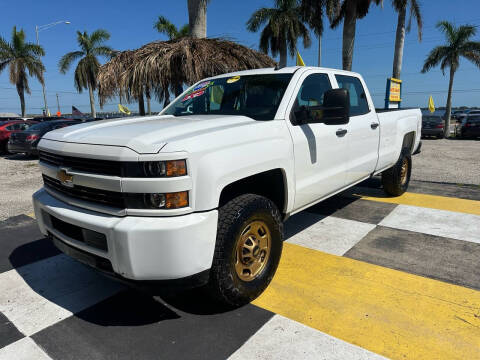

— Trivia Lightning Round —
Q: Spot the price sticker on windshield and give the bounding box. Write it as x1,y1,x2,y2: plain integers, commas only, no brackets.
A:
182,89,205,102
227,75,240,83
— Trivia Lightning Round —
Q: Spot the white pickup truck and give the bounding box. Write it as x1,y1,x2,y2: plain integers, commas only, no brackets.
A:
33,66,421,307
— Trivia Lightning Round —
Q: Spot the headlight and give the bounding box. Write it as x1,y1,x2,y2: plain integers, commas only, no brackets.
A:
123,160,187,178
124,191,189,209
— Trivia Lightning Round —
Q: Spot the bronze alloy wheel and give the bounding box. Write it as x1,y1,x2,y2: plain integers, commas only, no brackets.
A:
235,220,271,282
400,158,409,185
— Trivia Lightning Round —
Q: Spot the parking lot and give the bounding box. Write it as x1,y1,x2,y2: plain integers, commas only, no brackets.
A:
1,139,479,360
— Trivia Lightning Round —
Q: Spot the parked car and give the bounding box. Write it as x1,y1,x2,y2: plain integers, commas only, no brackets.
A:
457,115,480,139
32,116,68,122
8,120,81,156
421,115,444,138
0,120,38,153
33,66,422,307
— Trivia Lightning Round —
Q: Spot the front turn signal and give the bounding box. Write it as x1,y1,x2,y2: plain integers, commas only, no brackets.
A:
165,191,189,209
166,160,187,177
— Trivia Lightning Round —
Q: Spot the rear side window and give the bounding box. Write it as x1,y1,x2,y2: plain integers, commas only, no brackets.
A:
335,75,369,116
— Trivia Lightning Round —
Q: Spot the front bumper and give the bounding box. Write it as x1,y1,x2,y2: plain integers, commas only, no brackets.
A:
33,188,218,282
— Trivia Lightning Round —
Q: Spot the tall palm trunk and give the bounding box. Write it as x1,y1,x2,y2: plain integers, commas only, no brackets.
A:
445,67,455,138
146,95,151,115
88,84,96,118
279,39,287,68
392,6,407,79
188,0,207,38
16,83,26,117
318,36,322,67
342,0,357,71
175,84,183,97
138,93,145,116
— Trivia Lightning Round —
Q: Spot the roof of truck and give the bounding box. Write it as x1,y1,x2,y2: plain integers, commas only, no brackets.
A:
208,66,361,80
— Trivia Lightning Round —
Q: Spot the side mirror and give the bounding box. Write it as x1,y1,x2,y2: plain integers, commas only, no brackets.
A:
291,88,350,126
321,88,350,125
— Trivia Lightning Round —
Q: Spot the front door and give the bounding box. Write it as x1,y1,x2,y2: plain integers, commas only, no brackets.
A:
287,71,349,211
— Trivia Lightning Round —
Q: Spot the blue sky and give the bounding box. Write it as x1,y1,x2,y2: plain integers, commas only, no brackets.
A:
1,0,480,115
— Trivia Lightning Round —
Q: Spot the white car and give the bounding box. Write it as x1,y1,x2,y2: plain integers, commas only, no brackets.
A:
33,66,421,306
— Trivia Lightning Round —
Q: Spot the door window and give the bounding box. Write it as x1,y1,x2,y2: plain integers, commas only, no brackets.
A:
335,75,369,116
291,73,332,124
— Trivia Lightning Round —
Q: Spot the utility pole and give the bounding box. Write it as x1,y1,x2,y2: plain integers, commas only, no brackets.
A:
35,20,71,116
35,25,49,116
56,93,60,114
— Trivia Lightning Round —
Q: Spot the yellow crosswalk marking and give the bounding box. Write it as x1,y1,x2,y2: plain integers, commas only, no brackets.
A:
354,188,480,216
253,243,480,360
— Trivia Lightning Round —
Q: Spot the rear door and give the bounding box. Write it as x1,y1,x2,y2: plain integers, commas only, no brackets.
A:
286,70,349,210
334,74,379,185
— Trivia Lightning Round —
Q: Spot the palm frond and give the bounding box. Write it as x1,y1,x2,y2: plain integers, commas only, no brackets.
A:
421,45,449,73
178,24,190,38
22,43,45,57
91,46,115,58
154,16,179,40
407,0,423,41
58,51,85,74
89,29,110,47
246,8,276,32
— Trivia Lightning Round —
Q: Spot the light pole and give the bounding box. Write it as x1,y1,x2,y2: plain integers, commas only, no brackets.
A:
35,20,70,116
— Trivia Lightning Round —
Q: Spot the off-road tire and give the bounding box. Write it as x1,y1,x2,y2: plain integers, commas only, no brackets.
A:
382,148,412,196
207,194,283,308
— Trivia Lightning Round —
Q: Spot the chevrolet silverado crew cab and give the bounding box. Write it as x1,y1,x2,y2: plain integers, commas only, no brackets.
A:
33,66,421,307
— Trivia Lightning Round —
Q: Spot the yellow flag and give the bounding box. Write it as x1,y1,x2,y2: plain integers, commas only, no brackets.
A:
118,104,131,115
428,95,435,113
296,51,305,66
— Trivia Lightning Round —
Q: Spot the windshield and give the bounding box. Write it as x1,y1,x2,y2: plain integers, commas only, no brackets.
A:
162,74,293,120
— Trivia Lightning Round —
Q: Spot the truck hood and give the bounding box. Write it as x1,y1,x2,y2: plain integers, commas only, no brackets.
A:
42,114,256,153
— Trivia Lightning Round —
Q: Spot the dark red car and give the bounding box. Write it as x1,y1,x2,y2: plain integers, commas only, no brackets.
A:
0,120,38,153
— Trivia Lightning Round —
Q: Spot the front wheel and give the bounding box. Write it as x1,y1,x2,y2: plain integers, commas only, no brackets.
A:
206,194,283,308
382,149,412,196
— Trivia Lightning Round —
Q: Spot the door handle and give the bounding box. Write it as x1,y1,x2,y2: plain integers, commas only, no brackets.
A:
336,129,348,137
371,122,379,129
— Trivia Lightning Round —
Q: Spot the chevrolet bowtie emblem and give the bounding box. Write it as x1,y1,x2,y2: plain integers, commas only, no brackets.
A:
57,169,74,187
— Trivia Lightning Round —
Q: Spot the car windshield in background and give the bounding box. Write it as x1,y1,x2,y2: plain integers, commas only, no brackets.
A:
468,115,480,122
163,74,293,121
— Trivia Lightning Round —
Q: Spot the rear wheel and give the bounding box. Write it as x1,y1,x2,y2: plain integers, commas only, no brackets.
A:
206,194,283,307
382,149,411,196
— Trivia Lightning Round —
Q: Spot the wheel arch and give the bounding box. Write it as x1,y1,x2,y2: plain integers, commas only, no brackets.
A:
218,168,288,217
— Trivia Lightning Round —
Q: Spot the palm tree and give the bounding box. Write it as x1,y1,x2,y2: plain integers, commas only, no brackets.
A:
300,0,338,66
154,16,190,106
392,0,422,79
58,29,113,118
247,0,311,68
155,16,189,40
331,0,383,71
421,21,480,138
187,0,210,38
0,26,45,116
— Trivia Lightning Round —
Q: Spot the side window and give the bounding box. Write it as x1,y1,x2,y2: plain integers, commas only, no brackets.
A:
335,75,369,116
5,125,14,131
291,73,332,124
